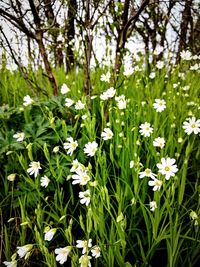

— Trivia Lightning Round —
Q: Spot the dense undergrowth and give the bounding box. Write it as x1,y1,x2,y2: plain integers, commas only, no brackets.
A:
0,59,200,267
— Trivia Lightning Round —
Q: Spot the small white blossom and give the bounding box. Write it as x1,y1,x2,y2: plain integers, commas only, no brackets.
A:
55,246,71,264
91,246,101,258
61,83,70,94
7,173,16,182
70,159,85,173
130,160,134,169
100,72,111,82
153,99,166,112
148,178,162,191
153,137,165,149
154,45,164,56
84,141,98,157
17,244,33,258
65,98,74,107
180,50,192,61
156,60,164,69
63,137,78,156
79,189,91,206
101,128,113,140
100,87,116,100
149,72,155,79
27,161,42,178
72,170,90,185
115,95,127,109
13,132,25,142
149,201,157,212
139,168,157,179
3,261,17,267
44,228,56,241
157,157,178,180
23,95,34,106
40,175,50,188
79,255,92,267
182,116,200,135
139,122,153,137
76,239,92,254
75,100,85,110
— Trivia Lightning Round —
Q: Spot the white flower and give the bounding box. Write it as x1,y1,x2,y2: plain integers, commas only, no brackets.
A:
115,95,127,109
123,65,134,76
72,170,90,185
100,72,111,82
3,261,17,267
7,173,16,182
61,83,70,94
149,201,157,212
84,141,98,157
55,246,71,264
65,98,74,107
139,122,153,137
139,168,157,179
130,160,134,169
91,246,101,258
17,244,33,258
148,177,162,191
149,72,155,79
23,95,34,106
79,255,92,267
182,116,200,135
27,161,42,178
40,175,50,188
180,50,192,61
63,137,78,156
156,60,164,69
157,157,178,180
70,159,85,173
13,132,25,142
101,128,113,140
100,87,116,100
44,228,56,241
153,99,166,112
79,189,91,206
154,45,164,55
75,100,85,110
153,137,165,149
76,239,92,254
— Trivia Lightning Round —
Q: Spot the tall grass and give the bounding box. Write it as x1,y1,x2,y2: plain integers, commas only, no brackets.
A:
0,60,200,267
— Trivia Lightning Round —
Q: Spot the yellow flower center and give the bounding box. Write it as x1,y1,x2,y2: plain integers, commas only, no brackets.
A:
164,166,170,171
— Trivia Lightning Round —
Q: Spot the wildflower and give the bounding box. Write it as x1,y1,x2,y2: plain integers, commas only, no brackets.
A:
182,116,200,135
149,72,155,79
13,132,25,142
61,83,70,94
153,137,165,149
17,244,33,258
79,255,92,267
76,239,92,254
100,87,116,100
115,94,127,109
40,175,50,188
91,246,101,258
101,128,113,140
23,95,33,106
84,141,98,157
79,189,91,206
180,50,192,61
123,65,134,76
7,173,16,182
53,146,60,153
63,137,78,156
72,170,90,185
65,98,74,107
139,168,157,179
27,161,42,178
149,201,157,211
157,157,178,180
44,228,57,241
139,122,153,137
154,45,164,56
153,99,166,112
156,60,164,69
3,261,17,267
70,159,85,173
100,71,111,82
130,160,134,169
148,177,162,191
75,100,85,110
55,246,71,264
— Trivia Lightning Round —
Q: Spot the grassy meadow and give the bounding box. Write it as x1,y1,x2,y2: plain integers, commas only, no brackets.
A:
0,58,200,267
